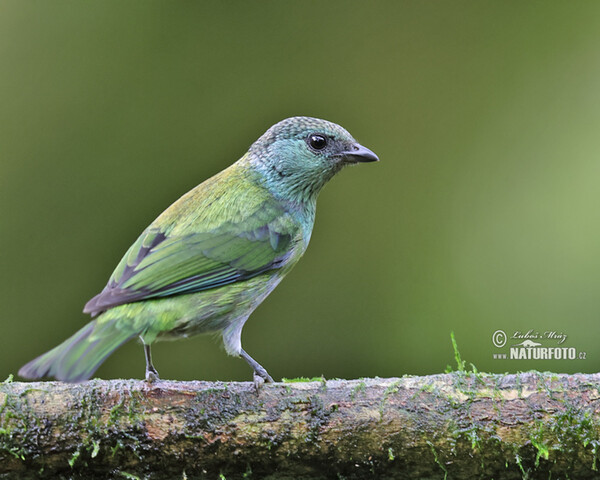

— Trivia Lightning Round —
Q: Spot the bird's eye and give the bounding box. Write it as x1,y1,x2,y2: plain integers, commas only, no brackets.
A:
307,134,328,151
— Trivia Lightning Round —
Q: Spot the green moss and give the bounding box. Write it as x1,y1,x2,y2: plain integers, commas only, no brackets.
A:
470,370,487,387
109,399,126,425
409,379,438,403
515,453,526,476
127,391,145,426
445,332,481,399
450,331,466,372
465,425,483,453
450,372,478,404
0,385,33,461
447,420,490,459
319,376,327,391
0,433,26,461
491,375,508,410
350,381,366,400
529,421,549,467
91,439,101,458
3,374,13,384
111,440,125,457
242,463,253,477
515,372,523,398
427,440,448,480
379,380,401,419
549,405,600,470
68,450,81,468
119,472,141,480
420,383,435,393
387,447,395,461
281,377,324,383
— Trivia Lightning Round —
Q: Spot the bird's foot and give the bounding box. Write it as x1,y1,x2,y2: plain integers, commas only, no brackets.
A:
252,369,273,392
255,367,274,384
145,367,160,383
239,348,273,391
253,373,265,390
143,343,160,383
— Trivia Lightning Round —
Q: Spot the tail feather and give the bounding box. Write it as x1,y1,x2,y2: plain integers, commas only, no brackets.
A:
19,319,137,382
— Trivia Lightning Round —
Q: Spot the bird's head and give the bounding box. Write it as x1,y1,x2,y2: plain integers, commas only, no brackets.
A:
248,116,378,203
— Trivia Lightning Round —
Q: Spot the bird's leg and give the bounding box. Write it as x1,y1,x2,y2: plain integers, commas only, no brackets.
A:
240,348,274,388
143,343,160,382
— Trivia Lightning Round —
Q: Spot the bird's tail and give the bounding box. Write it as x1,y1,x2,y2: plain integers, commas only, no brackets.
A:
19,319,137,383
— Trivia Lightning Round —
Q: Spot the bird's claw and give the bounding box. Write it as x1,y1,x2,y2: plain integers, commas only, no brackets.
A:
253,373,265,391
256,366,274,383
252,369,273,392
145,369,160,383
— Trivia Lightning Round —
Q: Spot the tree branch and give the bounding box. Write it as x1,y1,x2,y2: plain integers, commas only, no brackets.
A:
1,372,600,479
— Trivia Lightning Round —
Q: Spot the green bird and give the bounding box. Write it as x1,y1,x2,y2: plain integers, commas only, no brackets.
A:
19,116,378,384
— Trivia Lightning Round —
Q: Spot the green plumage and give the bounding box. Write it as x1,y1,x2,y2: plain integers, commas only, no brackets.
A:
19,117,378,383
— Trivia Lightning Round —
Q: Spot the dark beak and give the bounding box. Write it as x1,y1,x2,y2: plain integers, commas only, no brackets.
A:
341,143,379,163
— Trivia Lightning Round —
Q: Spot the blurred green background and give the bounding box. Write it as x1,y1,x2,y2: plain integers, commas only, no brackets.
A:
2,1,600,382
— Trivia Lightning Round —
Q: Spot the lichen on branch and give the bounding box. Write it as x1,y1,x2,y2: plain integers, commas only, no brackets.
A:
1,372,600,479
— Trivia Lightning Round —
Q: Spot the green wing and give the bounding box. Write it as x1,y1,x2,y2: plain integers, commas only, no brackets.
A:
84,200,299,316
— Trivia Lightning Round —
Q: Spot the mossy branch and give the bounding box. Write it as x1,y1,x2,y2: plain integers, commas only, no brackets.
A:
2,372,600,479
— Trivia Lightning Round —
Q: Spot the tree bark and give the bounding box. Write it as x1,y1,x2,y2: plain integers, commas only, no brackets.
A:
1,372,600,479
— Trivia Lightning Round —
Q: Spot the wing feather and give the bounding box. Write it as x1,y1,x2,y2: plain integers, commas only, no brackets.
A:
84,199,298,316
